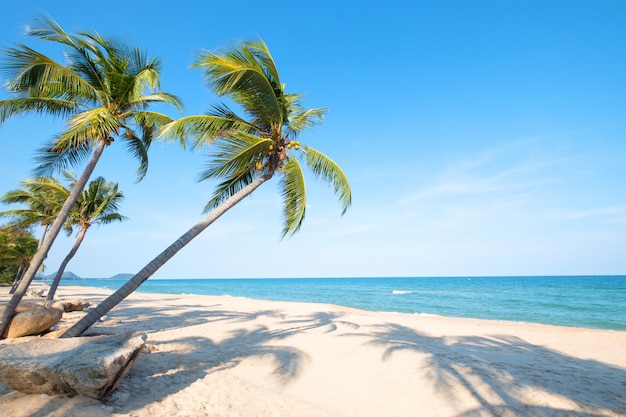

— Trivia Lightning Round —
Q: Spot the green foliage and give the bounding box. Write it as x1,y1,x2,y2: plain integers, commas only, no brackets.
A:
0,14,183,179
70,176,126,229
0,175,73,236
161,38,351,237
0,226,38,285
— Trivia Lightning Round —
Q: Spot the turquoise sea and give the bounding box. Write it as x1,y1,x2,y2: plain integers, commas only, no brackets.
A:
55,275,626,331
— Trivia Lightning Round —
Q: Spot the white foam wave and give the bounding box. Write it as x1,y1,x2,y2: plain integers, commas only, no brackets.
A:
379,311,441,317
392,290,413,295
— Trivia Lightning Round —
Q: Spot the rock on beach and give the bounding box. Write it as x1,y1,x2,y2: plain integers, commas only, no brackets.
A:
0,331,147,399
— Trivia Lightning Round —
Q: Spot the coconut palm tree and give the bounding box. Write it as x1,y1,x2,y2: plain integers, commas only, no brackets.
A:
0,15,182,337
0,174,73,293
0,174,73,246
62,38,351,337
45,176,125,302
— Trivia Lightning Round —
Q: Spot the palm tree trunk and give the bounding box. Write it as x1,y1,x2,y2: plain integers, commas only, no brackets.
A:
45,226,89,303
61,173,272,338
8,265,26,295
9,223,51,295
39,225,49,248
0,140,107,338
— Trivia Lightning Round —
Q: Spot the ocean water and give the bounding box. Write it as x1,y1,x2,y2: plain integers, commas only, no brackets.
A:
56,276,626,331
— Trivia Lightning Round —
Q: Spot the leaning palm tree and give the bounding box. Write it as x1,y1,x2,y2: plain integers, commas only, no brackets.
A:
0,15,182,337
62,38,351,337
46,176,126,302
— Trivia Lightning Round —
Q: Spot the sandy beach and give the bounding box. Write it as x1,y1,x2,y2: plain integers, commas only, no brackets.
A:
1,284,625,417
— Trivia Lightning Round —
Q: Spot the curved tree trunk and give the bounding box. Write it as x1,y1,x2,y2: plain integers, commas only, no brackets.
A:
0,140,107,338
46,226,89,303
62,173,273,338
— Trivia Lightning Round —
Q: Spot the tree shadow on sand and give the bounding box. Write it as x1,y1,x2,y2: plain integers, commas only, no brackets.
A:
94,306,351,415
1,302,350,416
362,323,626,417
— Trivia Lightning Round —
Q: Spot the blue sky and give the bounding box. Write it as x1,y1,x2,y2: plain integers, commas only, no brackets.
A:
0,1,624,278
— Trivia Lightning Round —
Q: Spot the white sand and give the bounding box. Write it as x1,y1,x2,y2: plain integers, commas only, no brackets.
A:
1,284,625,417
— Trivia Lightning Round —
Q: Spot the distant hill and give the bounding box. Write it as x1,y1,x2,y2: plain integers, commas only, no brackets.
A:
37,272,134,280
108,273,134,280
40,271,82,280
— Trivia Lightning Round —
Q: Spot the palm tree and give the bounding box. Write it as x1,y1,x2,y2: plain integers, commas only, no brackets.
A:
61,38,351,337
0,174,73,293
45,176,126,302
0,174,72,246
0,15,182,337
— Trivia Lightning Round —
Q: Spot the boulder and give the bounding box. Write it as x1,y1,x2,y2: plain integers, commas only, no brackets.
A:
42,328,68,339
0,331,147,399
15,302,44,313
50,299,91,312
1,307,63,338
27,288,46,298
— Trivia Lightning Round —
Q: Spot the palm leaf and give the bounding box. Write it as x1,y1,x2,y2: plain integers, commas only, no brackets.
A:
199,132,269,181
123,124,154,181
280,158,307,237
130,92,183,111
203,170,256,212
199,133,270,210
33,141,93,176
0,97,78,124
2,44,98,102
194,41,282,125
129,109,175,129
25,15,81,49
301,146,352,214
54,107,120,151
158,112,257,149
285,107,327,138
247,39,281,90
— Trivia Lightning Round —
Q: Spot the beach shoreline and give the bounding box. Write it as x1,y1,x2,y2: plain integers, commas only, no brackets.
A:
35,275,626,331
1,284,625,416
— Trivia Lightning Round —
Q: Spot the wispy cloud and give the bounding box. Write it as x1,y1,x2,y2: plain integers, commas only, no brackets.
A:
397,138,566,206
551,205,626,225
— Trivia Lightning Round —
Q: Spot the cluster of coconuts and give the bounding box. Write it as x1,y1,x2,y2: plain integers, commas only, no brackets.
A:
256,140,302,170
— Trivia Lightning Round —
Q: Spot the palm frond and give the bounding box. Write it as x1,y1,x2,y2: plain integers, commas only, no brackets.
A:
1,44,98,104
67,176,126,232
25,15,80,49
33,141,93,177
130,92,183,111
301,146,352,214
279,158,307,238
120,125,152,181
158,111,257,149
193,42,282,125
246,39,281,89
285,107,327,138
131,64,160,96
53,107,119,151
129,110,175,130
107,52,159,108
199,132,270,182
203,170,256,212
0,97,78,124
0,176,71,229
199,132,271,210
